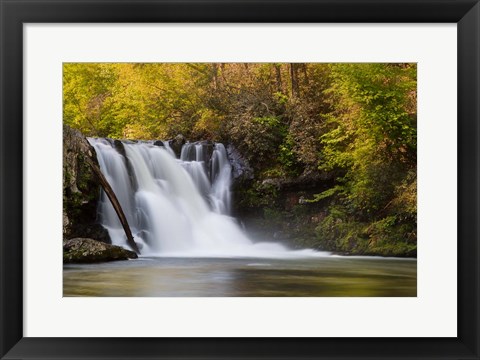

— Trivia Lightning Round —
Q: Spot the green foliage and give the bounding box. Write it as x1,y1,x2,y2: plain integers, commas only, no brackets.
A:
236,180,279,208
312,64,416,248
278,135,299,174
307,185,344,202
228,114,285,169
263,208,283,224
274,92,289,105
315,206,416,257
63,64,118,136
253,115,281,127
300,64,417,255
64,63,216,139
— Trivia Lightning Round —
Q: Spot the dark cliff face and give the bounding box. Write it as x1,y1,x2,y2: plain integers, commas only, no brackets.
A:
226,144,254,183
231,178,333,250
63,125,110,243
227,142,334,250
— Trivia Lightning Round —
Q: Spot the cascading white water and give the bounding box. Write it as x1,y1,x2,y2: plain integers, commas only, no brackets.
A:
88,138,328,258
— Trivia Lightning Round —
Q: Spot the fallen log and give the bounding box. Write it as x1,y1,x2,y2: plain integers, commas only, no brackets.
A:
84,155,140,254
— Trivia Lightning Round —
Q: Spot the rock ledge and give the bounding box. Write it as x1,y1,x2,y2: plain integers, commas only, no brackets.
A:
63,238,138,264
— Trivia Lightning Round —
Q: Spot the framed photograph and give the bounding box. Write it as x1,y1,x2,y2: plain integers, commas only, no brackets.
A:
1,0,479,359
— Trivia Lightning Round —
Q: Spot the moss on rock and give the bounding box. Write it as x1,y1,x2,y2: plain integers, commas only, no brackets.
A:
63,238,137,264
63,125,110,243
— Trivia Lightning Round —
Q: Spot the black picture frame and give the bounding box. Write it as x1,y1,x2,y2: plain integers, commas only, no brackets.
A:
1,1,479,359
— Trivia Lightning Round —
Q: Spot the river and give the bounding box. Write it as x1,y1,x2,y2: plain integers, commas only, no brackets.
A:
64,256,416,297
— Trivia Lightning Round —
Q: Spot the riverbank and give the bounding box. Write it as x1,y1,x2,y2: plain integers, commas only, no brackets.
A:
232,177,417,258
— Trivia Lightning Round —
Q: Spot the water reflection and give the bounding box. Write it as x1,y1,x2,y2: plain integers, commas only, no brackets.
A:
63,257,416,297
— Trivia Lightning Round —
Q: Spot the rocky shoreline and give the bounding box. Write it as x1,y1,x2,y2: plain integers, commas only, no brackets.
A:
63,125,136,263
64,238,137,264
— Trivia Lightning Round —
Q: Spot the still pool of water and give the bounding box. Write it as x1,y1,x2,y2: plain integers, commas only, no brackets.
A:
63,256,416,297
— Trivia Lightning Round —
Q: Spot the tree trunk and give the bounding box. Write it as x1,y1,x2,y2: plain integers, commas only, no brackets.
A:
290,63,299,98
84,156,140,254
301,63,309,87
212,63,219,90
274,64,283,92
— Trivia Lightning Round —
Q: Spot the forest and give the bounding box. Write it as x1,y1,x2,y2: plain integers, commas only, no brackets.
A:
63,63,417,257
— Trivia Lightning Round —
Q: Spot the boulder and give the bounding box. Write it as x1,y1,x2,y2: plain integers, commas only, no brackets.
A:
63,125,110,243
63,238,138,263
226,144,254,182
68,223,110,244
169,134,186,158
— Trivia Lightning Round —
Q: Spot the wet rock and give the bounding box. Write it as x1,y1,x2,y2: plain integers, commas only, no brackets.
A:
113,139,127,157
69,223,111,244
202,141,214,161
63,238,138,263
226,144,254,182
153,140,165,147
169,134,186,158
112,139,138,192
63,125,108,242
261,178,281,189
273,231,291,240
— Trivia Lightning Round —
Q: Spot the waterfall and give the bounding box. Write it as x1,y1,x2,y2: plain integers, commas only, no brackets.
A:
88,138,327,258
88,138,260,256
